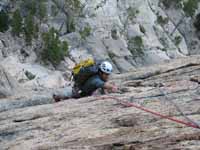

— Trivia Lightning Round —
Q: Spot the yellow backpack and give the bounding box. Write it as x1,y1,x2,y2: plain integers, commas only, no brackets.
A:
72,58,98,86
72,58,95,75
72,58,99,86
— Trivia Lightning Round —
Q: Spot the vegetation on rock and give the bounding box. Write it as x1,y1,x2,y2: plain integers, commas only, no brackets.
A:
79,25,91,40
42,28,69,66
128,36,144,57
170,0,199,35
52,0,83,34
157,15,169,26
194,13,200,31
11,9,23,36
183,0,198,17
174,36,182,46
10,0,47,45
0,10,9,32
160,0,183,9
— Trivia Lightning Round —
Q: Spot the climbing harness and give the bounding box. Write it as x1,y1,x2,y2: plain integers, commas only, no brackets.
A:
94,96,200,129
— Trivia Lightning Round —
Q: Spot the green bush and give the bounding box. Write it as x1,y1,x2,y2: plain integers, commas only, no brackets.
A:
79,25,91,40
66,18,76,33
21,0,37,16
127,7,139,21
11,0,46,43
42,28,69,66
37,1,47,21
64,0,82,33
25,71,36,80
161,48,167,52
183,0,198,17
0,10,9,32
51,5,59,17
24,13,35,45
174,36,182,46
11,9,23,36
161,0,183,9
21,0,47,20
157,15,169,25
65,0,81,11
128,36,144,57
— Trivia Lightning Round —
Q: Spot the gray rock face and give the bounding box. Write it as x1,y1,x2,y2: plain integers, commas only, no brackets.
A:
62,0,198,72
1,4,200,150
0,32,39,64
1,56,68,90
0,40,4,59
112,57,136,72
85,37,110,61
103,39,131,57
0,56,200,150
162,6,200,55
0,65,20,98
1,0,200,74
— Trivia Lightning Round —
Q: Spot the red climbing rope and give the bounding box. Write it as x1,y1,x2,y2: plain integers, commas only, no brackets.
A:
95,96,200,129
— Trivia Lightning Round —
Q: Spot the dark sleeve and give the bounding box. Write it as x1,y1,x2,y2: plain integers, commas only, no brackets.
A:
95,78,105,89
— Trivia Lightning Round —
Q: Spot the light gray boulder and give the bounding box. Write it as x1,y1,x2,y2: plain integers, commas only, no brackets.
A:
0,65,21,98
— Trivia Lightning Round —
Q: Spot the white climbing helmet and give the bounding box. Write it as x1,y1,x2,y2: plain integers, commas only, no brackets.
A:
100,61,113,74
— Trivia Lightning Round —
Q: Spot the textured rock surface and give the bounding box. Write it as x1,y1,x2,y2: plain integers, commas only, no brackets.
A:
1,0,200,73
1,56,200,150
0,1,200,148
1,56,68,89
0,65,21,98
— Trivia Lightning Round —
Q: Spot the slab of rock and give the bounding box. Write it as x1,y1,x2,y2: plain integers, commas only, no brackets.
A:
112,57,136,72
103,39,132,57
1,56,68,89
0,65,21,98
0,56,200,150
85,36,110,61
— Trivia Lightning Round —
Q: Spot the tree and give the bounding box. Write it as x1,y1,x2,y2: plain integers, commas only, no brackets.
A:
0,10,9,32
11,9,23,36
24,13,34,45
20,0,47,22
65,0,83,33
21,0,37,16
33,23,39,39
160,0,183,9
194,13,200,31
42,28,69,66
10,0,48,44
37,1,47,22
171,0,199,35
79,25,91,40
183,0,198,17
52,0,84,34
